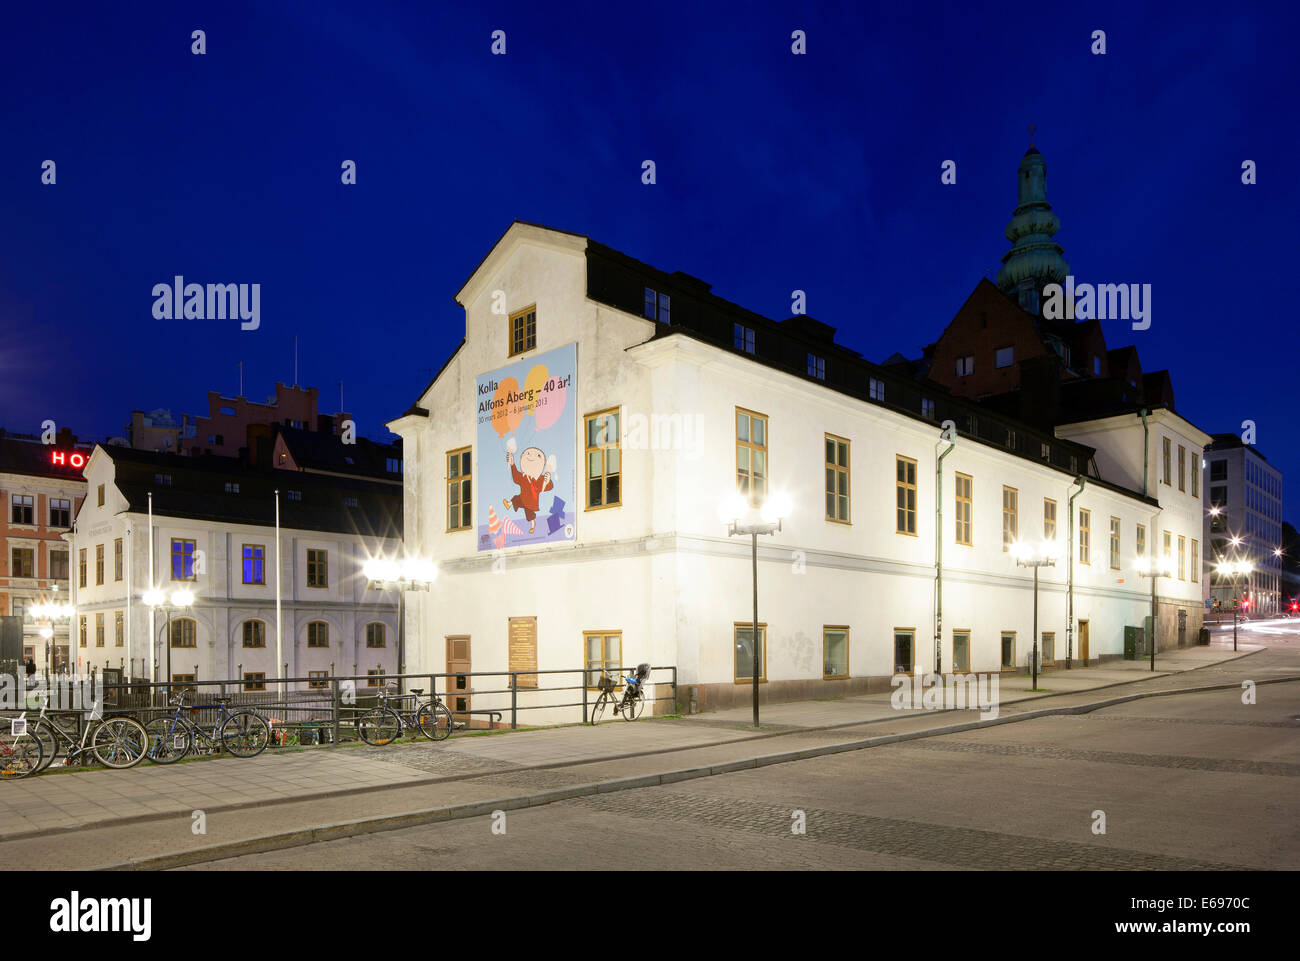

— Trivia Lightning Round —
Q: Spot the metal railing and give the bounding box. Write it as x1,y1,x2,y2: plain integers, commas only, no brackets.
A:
7,664,678,742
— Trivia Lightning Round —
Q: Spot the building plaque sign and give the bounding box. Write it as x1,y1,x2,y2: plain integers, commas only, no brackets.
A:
508,616,538,689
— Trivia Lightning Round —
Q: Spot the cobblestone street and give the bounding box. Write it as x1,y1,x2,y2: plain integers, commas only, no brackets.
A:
193,676,1300,871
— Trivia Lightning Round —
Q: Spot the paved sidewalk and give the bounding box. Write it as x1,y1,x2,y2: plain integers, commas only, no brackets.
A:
0,642,1270,847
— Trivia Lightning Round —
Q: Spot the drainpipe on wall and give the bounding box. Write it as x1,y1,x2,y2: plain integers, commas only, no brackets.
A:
1139,409,1150,496
1066,476,1087,668
934,432,956,674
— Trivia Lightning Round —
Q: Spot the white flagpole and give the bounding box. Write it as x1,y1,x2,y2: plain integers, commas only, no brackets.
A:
275,489,283,696
147,492,155,683
125,525,132,677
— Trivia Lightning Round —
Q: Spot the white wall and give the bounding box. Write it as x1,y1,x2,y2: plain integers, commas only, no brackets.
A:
393,224,1202,724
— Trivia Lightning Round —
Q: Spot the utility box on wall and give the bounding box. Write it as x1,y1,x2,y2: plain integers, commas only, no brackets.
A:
1124,625,1144,660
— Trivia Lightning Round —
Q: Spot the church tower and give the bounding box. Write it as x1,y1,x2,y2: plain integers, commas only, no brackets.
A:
995,143,1069,315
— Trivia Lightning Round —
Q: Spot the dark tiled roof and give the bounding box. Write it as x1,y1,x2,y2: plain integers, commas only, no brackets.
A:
0,436,95,482
276,425,401,480
99,446,401,540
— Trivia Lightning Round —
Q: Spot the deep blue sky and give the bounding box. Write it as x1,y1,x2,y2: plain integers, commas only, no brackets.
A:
1,1,1295,528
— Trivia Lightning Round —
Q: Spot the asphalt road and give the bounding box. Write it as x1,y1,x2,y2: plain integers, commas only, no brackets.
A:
190,651,1300,870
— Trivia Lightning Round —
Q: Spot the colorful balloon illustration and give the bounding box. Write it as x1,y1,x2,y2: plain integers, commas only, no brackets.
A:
490,376,523,437
534,375,567,431
521,364,549,415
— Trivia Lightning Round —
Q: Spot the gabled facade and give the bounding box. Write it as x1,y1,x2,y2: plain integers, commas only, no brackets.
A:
391,223,1205,720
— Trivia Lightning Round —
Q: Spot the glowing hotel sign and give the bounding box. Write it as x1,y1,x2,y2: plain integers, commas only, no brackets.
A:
49,450,87,469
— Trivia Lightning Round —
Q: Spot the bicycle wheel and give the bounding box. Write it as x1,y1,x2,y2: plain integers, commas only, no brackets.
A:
0,727,43,778
221,712,270,758
91,716,148,769
356,708,400,746
144,716,192,763
621,692,645,721
30,718,60,772
590,692,610,725
416,702,454,741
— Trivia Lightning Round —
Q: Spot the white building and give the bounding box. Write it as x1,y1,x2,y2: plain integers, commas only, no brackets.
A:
1202,434,1284,614
389,222,1209,720
71,445,403,691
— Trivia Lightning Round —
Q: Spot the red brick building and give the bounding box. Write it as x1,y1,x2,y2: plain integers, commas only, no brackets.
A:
0,429,91,668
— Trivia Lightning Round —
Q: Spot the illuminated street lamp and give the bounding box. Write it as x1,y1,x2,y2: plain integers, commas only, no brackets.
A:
30,593,74,674
144,587,194,698
719,490,791,728
1214,559,1254,652
1134,555,1174,670
1010,540,1060,689
363,556,438,696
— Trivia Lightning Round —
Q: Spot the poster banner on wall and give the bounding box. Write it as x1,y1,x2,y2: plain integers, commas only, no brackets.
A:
476,343,576,552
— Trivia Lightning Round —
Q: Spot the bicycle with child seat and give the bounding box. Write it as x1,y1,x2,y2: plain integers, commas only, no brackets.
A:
18,690,148,772
356,686,453,745
0,717,43,779
590,663,650,724
144,690,271,763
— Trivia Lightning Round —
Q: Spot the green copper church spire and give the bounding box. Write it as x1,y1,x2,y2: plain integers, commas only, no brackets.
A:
996,133,1069,315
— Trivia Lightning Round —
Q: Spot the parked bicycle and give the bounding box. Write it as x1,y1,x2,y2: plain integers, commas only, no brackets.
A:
1,716,44,779
144,691,271,764
267,718,300,748
20,691,148,772
590,663,650,724
356,687,453,745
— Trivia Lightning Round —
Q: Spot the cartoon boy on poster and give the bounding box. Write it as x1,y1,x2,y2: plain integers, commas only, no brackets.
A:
503,438,557,533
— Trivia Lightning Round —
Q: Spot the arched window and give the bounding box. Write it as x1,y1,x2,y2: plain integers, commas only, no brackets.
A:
366,623,386,648
242,620,266,648
169,618,197,648
307,621,329,648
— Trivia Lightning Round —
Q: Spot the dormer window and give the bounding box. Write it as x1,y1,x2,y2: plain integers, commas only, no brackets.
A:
733,324,755,354
806,353,825,380
509,306,537,356
921,398,936,421
643,288,670,324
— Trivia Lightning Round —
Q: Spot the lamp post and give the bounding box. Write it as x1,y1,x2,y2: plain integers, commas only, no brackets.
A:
719,490,790,728
1010,539,1060,690
362,556,438,696
1134,555,1174,670
144,588,194,699
1214,559,1254,652
30,596,74,675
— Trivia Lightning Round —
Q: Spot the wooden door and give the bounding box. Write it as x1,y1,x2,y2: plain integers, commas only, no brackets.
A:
1079,620,1090,664
445,636,471,726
